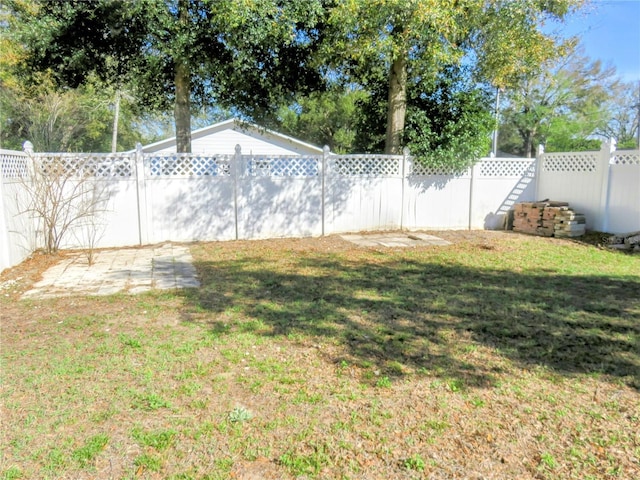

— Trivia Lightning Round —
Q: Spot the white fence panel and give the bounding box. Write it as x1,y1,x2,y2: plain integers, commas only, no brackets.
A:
88,178,140,248
146,177,236,243
0,150,38,271
607,151,640,233
470,158,537,229
144,153,236,243
536,150,608,230
403,168,471,231
237,155,323,239
44,153,141,250
325,155,404,233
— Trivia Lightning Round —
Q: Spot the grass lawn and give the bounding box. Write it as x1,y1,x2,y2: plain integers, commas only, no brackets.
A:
1,231,639,479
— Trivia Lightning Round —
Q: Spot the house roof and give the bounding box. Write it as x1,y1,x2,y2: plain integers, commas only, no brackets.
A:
139,118,323,154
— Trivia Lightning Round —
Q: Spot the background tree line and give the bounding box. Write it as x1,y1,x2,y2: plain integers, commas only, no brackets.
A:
1,0,638,168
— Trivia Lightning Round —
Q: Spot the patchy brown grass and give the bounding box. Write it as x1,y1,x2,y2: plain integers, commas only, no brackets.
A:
1,231,639,479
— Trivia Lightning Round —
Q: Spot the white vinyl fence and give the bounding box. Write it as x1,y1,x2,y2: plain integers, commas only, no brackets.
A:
537,142,640,232
1,142,639,272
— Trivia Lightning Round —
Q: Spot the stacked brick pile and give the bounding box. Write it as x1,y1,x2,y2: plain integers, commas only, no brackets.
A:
553,209,586,237
512,201,585,238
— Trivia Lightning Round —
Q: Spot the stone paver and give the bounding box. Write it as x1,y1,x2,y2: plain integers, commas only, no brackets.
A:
21,243,199,299
340,232,452,248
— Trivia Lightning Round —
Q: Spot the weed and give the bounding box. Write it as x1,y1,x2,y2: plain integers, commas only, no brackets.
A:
214,457,234,472
0,467,22,480
228,406,253,423
279,442,331,476
404,454,426,472
540,452,557,469
132,427,177,451
134,453,162,472
447,378,464,392
44,448,67,472
293,389,324,404
422,419,450,434
71,434,109,468
131,392,172,411
376,376,392,388
118,333,142,349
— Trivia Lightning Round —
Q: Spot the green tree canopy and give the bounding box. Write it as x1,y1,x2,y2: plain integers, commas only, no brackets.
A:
498,48,617,157
596,81,640,149
274,88,366,153
322,0,584,156
8,0,326,152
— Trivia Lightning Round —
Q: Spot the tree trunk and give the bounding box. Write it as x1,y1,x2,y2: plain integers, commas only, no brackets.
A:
174,0,191,153
174,60,191,153
524,130,534,158
384,56,408,155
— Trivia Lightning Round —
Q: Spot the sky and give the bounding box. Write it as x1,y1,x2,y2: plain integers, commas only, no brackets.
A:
553,0,640,82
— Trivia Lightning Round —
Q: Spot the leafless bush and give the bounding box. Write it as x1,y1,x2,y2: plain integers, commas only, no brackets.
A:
18,155,108,255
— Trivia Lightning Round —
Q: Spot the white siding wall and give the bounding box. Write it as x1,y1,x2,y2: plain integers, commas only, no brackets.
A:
149,126,322,156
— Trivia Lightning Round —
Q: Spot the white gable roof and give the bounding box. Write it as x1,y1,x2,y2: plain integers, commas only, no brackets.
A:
141,118,323,155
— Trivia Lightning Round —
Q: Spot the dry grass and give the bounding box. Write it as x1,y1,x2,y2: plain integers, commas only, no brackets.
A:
1,231,639,479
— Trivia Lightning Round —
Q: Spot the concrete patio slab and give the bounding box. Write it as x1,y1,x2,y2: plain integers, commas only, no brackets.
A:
340,232,452,248
21,243,199,299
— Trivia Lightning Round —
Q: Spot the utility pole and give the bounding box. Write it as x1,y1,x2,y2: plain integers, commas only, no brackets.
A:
111,90,120,153
491,86,501,156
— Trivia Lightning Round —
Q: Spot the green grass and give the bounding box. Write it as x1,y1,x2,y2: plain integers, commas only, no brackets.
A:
1,233,639,479
71,434,109,468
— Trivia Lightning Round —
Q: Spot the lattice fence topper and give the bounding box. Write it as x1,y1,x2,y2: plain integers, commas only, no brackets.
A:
0,151,30,178
247,155,320,177
32,153,134,177
479,159,536,177
332,155,401,176
542,152,599,173
410,160,467,177
612,150,640,165
147,153,232,176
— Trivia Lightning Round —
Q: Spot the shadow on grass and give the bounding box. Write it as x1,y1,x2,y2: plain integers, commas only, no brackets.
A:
179,254,639,389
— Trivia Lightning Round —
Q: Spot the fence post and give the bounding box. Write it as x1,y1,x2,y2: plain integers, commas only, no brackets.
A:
598,138,615,233
322,145,330,236
534,144,545,202
401,147,410,230
234,144,241,240
468,161,480,230
134,142,149,245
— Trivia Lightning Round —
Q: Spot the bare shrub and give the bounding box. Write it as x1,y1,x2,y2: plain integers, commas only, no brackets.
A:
18,154,108,255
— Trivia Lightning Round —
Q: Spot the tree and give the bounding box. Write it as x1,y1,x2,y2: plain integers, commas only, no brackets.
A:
597,81,640,149
9,0,325,152
0,73,145,152
275,88,366,153
323,0,584,155
351,64,493,169
498,49,617,157
404,66,494,171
